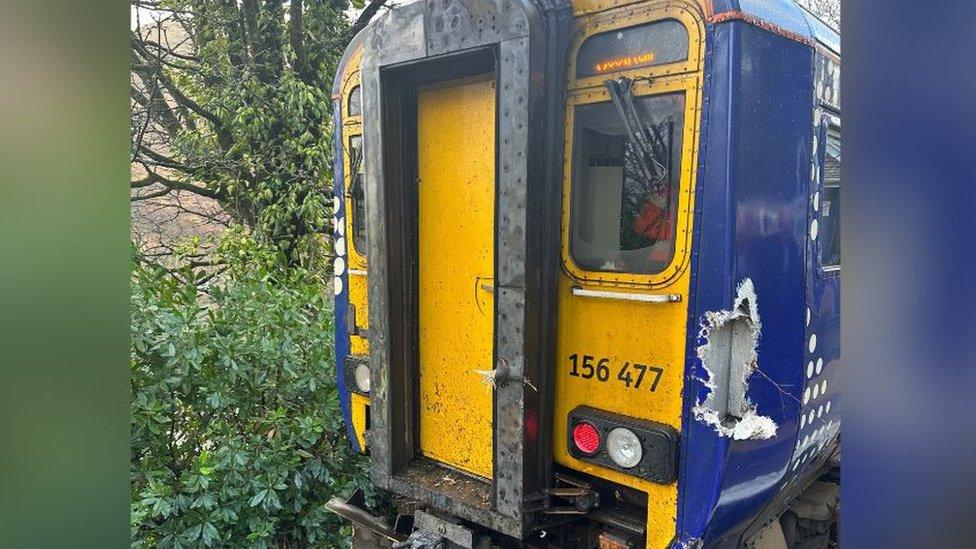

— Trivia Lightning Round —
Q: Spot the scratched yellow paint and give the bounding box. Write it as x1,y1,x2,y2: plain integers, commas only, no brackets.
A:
416,74,496,479
553,4,705,548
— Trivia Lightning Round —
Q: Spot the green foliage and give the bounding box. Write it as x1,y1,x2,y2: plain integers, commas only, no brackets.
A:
171,65,335,264
130,246,373,547
130,3,384,545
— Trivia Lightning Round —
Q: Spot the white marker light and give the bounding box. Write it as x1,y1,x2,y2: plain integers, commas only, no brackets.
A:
355,363,371,393
606,428,642,469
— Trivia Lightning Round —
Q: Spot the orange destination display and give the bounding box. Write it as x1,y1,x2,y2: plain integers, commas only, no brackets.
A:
577,19,689,78
595,51,656,73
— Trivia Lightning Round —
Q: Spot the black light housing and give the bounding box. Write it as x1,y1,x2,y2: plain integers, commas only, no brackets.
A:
343,354,370,396
567,406,679,484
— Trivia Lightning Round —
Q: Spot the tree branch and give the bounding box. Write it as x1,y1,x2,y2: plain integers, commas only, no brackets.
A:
132,34,225,130
133,167,224,200
347,0,390,42
130,78,184,141
137,146,192,172
132,24,166,162
140,37,198,62
132,186,174,202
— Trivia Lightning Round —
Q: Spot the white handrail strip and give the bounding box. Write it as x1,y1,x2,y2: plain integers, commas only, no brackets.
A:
571,287,682,303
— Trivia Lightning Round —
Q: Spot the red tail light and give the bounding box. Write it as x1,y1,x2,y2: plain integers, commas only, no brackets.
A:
572,421,601,455
567,407,679,484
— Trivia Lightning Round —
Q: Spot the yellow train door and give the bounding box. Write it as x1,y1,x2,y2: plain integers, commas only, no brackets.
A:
416,73,496,479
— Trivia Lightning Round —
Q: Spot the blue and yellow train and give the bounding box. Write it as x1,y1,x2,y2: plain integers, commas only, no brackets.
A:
328,0,840,547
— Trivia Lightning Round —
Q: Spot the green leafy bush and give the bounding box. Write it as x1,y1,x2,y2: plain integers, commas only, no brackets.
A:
131,258,369,548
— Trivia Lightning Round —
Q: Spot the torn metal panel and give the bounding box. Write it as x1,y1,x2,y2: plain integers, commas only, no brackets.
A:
693,279,778,440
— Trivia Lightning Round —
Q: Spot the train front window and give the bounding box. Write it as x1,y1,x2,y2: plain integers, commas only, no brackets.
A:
569,86,684,275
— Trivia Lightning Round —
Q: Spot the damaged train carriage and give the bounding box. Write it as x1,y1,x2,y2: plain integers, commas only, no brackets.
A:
329,0,841,547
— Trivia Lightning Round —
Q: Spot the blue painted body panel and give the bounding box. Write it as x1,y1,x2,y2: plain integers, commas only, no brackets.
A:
675,20,735,544
705,20,812,541
677,5,840,544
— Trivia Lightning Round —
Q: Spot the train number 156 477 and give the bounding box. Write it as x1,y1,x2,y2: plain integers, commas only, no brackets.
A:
567,353,664,392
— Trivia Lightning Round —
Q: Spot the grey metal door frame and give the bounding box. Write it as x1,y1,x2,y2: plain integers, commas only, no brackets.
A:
359,0,572,538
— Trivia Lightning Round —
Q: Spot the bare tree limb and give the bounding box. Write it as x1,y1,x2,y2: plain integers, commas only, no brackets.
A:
136,144,195,172
347,0,390,42
140,37,199,62
132,24,165,162
130,77,184,141
132,187,174,202
132,34,225,130
134,167,224,200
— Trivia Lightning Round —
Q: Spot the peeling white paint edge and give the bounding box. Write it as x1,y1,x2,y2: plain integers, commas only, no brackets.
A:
732,411,778,440
692,405,778,441
693,278,779,441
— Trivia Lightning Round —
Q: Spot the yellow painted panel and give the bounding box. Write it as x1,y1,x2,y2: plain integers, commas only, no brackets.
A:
417,74,496,479
553,6,705,548
553,274,690,547
351,393,370,453
553,96,697,547
348,272,370,356
571,0,646,16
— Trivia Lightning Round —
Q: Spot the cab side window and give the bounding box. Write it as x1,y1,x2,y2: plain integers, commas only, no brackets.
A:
820,127,840,269
348,85,362,117
348,135,367,254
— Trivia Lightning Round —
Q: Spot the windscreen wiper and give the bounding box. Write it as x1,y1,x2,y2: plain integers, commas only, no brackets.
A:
604,77,672,196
